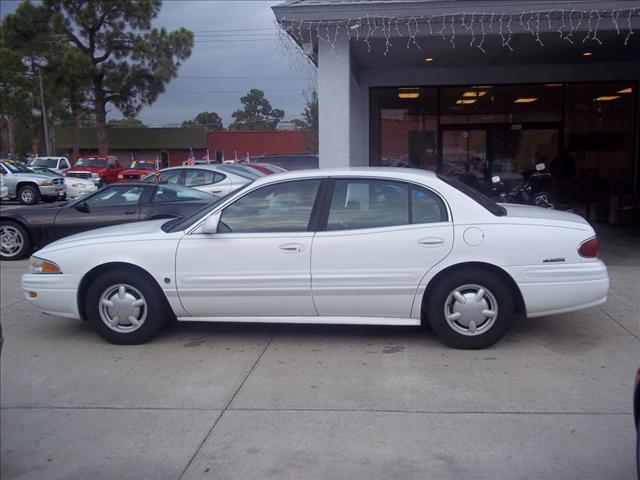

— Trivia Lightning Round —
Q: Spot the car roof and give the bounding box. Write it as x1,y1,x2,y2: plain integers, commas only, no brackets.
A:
248,167,438,185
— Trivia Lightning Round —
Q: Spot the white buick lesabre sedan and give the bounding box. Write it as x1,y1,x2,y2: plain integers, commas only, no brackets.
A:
21,168,609,349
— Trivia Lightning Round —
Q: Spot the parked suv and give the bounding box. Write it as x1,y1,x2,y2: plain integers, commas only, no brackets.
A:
65,155,124,187
27,156,72,174
0,160,66,205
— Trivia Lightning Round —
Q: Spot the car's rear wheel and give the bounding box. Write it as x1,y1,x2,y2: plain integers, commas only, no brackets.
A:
426,268,514,349
85,268,171,344
18,184,40,205
0,221,32,260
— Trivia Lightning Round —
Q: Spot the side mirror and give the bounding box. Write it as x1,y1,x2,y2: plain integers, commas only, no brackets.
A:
535,163,546,171
75,201,90,213
201,211,221,234
491,175,501,184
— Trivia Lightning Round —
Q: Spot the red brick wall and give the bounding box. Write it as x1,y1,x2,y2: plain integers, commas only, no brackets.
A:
207,130,310,161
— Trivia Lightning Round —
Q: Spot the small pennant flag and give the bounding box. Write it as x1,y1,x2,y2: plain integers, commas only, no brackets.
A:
202,149,210,164
153,156,161,182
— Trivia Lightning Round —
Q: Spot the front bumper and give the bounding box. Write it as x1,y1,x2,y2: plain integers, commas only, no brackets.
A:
21,273,82,319
39,185,67,197
66,184,98,198
505,260,609,318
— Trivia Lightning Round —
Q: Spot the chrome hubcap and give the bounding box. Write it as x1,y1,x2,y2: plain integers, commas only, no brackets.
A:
444,284,498,336
99,284,147,333
21,190,34,202
0,226,24,257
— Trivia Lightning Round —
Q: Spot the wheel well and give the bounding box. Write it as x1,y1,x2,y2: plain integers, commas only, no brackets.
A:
421,262,526,320
77,262,167,321
16,181,38,190
0,217,31,240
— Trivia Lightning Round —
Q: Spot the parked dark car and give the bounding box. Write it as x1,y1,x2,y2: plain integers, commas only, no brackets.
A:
0,182,213,260
635,367,640,479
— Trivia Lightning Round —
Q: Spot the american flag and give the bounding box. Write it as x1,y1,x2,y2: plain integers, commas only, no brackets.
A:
202,149,210,164
153,157,161,182
186,148,196,165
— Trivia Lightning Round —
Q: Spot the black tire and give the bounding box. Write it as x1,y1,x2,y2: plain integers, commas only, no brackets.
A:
85,267,171,345
426,268,514,349
0,220,32,260
42,196,57,203
18,184,40,205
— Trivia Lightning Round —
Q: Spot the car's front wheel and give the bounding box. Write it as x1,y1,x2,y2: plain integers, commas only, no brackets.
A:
18,184,40,205
426,268,514,349
85,268,171,344
0,221,32,260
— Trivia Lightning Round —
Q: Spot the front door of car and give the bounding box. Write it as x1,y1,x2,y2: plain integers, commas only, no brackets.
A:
311,178,454,319
52,185,144,240
175,178,322,317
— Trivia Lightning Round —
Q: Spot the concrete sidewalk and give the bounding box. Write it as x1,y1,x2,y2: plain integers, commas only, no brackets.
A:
1,226,638,479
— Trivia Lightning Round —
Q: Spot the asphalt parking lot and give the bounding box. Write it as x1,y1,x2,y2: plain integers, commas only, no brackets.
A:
0,224,638,480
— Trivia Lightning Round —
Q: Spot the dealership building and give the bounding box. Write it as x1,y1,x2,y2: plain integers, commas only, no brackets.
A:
274,0,640,222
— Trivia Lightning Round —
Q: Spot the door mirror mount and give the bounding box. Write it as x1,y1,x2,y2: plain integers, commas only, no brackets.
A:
75,201,90,213
201,211,221,234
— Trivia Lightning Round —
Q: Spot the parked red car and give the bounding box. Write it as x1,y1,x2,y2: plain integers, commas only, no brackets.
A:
117,160,160,182
65,155,124,187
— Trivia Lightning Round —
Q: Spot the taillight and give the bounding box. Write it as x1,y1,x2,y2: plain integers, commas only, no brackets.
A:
578,236,599,258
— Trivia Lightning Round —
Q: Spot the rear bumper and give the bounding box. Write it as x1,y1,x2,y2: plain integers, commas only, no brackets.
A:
21,273,81,319
505,260,609,318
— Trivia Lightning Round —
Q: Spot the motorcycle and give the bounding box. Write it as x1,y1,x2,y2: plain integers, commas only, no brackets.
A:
490,163,555,209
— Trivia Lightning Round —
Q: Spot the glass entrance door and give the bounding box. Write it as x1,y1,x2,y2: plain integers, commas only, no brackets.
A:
441,129,488,189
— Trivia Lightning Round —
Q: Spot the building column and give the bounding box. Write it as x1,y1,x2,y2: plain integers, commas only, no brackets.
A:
318,35,354,168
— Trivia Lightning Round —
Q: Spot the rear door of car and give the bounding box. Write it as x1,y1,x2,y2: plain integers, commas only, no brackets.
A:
311,177,454,319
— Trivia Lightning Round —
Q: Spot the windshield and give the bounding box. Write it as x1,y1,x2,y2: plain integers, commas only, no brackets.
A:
75,157,106,167
163,188,244,233
131,161,157,169
217,164,261,180
2,161,33,173
29,158,58,168
437,174,507,217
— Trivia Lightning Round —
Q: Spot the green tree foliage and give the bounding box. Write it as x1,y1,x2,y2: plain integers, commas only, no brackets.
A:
45,0,194,152
0,1,59,157
229,89,284,131
182,111,223,130
108,117,146,128
292,90,318,153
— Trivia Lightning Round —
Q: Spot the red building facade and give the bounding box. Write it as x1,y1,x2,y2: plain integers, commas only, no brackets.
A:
207,130,310,162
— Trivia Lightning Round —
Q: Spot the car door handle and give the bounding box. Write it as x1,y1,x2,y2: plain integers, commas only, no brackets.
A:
418,237,445,247
124,209,136,215
279,243,304,253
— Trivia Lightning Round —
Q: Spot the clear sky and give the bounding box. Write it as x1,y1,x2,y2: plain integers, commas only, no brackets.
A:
0,0,314,127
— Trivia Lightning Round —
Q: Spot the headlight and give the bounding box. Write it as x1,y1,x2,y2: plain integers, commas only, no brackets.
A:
71,183,86,188
29,256,62,274
41,180,53,186
91,172,100,178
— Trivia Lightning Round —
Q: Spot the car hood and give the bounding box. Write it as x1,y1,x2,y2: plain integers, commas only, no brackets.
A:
68,166,106,172
13,173,53,182
37,219,173,253
121,168,153,175
500,203,590,227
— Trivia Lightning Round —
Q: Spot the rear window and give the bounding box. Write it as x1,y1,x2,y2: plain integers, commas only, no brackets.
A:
437,174,506,217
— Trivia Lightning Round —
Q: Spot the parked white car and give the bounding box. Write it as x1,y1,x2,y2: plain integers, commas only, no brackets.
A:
142,164,255,196
0,178,8,200
21,168,608,349
28,156,72,174
65,176,98,199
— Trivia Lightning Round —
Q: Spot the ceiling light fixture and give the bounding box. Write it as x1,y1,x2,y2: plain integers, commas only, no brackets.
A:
514,98,538,103
617,87,632,94
545,83,563,87
398,88,420,99
424,57,434,62
582,52,593,56
456,99,477,105
463,91,487,98
594,96,620,101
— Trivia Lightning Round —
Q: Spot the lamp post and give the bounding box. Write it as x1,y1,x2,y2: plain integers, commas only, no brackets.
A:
22,56,50,156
